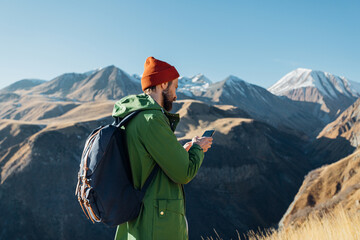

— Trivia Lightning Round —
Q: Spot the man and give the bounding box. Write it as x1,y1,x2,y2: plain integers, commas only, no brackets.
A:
112,56,213,240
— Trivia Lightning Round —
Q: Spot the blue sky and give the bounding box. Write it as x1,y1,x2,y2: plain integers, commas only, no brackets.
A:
0,0,359,89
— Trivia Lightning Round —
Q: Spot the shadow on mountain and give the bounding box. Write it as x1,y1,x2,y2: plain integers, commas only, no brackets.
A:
308,136,356,168
0,118,117,240
179,120,312,239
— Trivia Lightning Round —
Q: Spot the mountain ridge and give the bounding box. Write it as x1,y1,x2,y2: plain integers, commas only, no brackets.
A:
268,68,360,119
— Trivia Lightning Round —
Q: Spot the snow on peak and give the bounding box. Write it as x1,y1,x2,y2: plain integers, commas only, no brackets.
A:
268,68,360,99
191,74,212,84
178,74,212,97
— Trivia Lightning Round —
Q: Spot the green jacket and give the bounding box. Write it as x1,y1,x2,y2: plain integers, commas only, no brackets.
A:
112,93,205,240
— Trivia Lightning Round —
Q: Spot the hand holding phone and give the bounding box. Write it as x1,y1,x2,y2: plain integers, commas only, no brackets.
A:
191,130,214,153
202,130,215,137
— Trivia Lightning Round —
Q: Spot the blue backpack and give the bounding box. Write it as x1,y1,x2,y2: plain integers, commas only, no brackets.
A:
75,110,159,226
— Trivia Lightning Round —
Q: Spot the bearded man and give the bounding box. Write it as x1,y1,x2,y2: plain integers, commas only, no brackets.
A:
112,56,213,240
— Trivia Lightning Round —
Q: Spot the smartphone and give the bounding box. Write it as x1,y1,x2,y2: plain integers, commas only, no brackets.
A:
202,130,215,137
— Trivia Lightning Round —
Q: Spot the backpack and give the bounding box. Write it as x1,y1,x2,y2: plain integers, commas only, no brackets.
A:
75,110,159,226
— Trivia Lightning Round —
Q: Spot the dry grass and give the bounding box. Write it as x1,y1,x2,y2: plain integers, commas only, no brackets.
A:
203,206,360,240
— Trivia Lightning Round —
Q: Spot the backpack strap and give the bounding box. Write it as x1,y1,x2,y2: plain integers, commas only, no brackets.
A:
113,110,142,128
141,165,160,193
113,110,160,192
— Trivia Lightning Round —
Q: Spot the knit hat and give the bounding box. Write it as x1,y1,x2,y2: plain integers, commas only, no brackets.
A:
141,56,180,91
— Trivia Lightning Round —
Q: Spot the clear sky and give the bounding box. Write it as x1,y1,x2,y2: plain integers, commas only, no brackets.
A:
0,0,359,89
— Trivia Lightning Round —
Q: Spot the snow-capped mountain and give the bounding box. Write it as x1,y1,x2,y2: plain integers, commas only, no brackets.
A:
201,75,326,136
268,68,360,118
178,74,212,97
203,75,265,103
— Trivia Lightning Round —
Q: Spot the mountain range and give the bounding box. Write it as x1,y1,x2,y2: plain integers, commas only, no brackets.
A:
3,66,356,137
1,65,359,239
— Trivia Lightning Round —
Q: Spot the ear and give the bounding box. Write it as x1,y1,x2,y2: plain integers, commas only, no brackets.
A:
160,82,169,90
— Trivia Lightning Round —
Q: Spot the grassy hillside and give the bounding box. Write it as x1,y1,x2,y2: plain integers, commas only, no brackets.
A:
203,206,360,240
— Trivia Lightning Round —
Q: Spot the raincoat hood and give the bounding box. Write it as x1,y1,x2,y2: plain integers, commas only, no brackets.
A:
112,93,180,130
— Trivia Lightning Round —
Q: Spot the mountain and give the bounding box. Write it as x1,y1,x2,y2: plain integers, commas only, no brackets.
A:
0,79,46,92
31,72,89,97
66,66,141,101
317,98,360,148
279,148,360,228
306,98,360,168
268,68,360,119
30,65,142,101
178,74,212,97
201,75,326,137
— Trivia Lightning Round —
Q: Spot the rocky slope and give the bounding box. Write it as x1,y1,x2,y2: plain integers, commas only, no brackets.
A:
306,98,360,168
279,149,360,228
317,98,360,148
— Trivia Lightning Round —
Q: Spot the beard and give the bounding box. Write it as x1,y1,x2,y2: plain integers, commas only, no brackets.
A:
162,87,175,112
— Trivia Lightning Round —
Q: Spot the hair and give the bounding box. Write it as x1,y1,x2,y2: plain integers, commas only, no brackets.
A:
144,80,173,94
144,85,157,94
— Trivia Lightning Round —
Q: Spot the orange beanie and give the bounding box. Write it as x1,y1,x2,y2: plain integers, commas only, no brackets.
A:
141,56,180,91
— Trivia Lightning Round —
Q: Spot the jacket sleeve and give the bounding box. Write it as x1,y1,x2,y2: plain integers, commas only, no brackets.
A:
143,113,204,184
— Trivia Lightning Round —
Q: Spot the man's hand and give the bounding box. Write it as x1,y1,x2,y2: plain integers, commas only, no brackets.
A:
192,136,213,152
183,141,193,152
